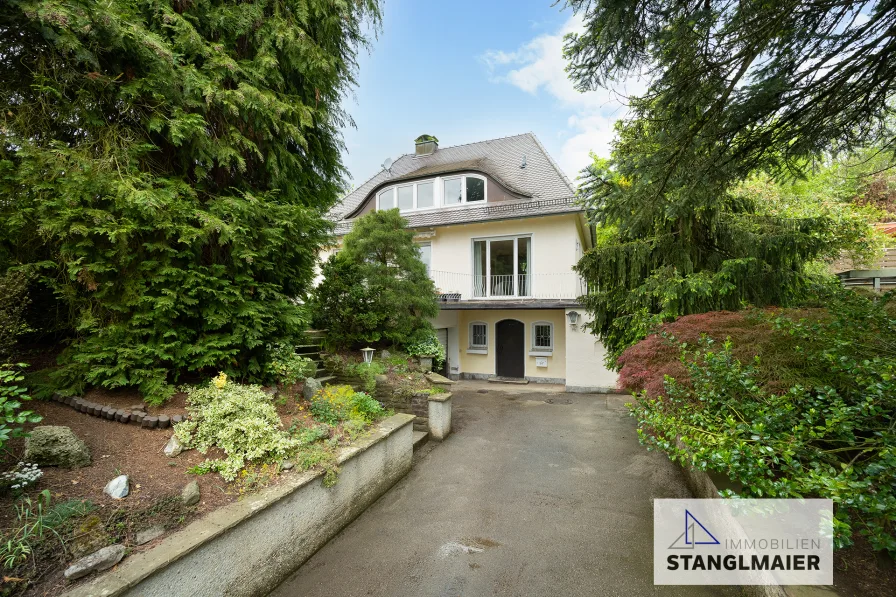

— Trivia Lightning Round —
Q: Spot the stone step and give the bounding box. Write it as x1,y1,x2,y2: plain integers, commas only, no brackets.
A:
488,376,529,385
412,430,429,450
315,376,336,385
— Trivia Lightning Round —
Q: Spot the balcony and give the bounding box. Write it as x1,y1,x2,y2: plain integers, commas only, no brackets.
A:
431,270,588,301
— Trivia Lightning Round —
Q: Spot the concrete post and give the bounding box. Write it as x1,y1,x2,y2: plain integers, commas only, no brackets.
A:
427,392,452,441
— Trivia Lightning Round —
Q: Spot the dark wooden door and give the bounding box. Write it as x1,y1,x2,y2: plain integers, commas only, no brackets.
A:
496,319,525,378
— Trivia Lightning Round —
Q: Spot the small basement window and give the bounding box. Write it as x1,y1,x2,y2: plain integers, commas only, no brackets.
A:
532,322,553,351
469,322,488,350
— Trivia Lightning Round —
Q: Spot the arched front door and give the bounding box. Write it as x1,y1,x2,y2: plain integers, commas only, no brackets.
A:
495,319,525,378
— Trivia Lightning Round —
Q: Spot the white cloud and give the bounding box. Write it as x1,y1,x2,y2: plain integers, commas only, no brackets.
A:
481,15,645,177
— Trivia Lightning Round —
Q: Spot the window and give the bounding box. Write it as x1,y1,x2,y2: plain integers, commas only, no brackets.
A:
418,243,431,275
443,177,462,205
378,188,395,210
469,322,488,349
466,176,485,202
375,174,488,213
532,322,553,351
417,181,434,208
472,235,532,297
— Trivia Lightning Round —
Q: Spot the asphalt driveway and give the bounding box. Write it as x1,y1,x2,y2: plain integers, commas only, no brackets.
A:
270,382,739,597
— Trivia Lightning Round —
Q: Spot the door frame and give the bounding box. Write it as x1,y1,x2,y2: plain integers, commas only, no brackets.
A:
494,318,526,378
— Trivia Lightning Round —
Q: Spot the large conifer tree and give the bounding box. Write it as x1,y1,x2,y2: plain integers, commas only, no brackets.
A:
563,0,894,359
0,0,380,401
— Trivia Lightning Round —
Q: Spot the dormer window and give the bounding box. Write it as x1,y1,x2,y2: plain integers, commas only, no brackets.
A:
375,173,488,213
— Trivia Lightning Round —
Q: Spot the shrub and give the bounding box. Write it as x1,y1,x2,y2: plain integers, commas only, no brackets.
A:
404,328,446,368
309,385,386,425
0,365,42,451
629,289,896,556
0,270,30,359
345,360,385,393
311,210,439,349
267,344,316,386
175,373,299,481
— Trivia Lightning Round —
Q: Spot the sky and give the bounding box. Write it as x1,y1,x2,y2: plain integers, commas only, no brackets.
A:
339,0,643,187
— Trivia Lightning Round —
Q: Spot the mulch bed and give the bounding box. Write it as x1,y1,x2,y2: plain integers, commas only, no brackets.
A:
0,387,302,596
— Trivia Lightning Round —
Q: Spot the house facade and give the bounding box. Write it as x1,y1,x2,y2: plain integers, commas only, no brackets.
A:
327,133,618,392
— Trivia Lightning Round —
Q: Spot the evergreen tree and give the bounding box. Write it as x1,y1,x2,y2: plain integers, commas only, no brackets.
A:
313,209,439,348
0,0,381,401
562,0,894,360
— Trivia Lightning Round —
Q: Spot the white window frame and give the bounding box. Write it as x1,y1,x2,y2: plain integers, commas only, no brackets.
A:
417,242,432,276
529,321,554,356
470,234,534,299
467,321,488,354
374,173,488,213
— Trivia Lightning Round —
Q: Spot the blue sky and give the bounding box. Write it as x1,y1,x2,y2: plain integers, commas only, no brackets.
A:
339,0,643,188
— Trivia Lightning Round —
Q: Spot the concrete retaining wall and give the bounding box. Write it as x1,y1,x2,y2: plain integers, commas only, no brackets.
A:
64,413,415,597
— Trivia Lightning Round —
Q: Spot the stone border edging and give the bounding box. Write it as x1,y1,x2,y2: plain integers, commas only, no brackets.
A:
61,412,416,597
50,394,183,429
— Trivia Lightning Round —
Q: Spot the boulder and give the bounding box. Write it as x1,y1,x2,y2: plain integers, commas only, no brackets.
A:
182,480,200,506
280,460,295,471
23,426,91,469
134,525,164,546
163,435,184,458
63,544,125,580
380,349,391,358
302,377,322,401
104,475,129,499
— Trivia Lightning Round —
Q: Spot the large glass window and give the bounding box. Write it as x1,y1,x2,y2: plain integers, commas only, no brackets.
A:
443,178,462,205
378,188,395,210
470,322,488,349
397,185,414,210
472,236,532,298
417,181,434,208
466,176,485,202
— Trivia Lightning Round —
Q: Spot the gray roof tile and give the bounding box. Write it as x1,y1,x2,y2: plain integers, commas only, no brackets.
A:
331,133,577,226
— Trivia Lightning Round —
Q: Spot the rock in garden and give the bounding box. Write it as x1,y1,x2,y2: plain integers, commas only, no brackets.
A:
182,480,200,506
63,544,125,580
303,377,322,400
71,515,109,558
23,426,91,468
104,475,129,499
280,460,295,471
163,435,184,458
134,525,164,546
380,349,391,358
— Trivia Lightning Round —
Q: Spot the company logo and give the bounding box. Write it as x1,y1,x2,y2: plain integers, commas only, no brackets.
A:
668,510,720,549
653,499,833,586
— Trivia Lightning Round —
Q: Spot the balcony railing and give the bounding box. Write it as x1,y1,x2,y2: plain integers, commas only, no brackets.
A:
432,270,587,300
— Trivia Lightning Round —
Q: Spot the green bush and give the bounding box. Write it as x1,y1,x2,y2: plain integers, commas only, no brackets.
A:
345,360,385,393
309,385,386,425
175,373,299,481
630,289,896,556
267,344,316,386
0,365,42,451
404,328,446,368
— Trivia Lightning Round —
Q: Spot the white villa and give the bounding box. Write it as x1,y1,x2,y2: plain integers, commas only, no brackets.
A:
326,133,619,392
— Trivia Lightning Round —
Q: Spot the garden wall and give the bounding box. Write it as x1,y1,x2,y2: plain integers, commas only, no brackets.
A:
63,413,415,597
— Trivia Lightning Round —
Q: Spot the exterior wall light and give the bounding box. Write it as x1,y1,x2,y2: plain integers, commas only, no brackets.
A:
567,310,580,331
361,347,375,364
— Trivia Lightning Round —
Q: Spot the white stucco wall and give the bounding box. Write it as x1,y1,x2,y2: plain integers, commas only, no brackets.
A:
431,310,460,377
564,309,619,392
428,214,584,298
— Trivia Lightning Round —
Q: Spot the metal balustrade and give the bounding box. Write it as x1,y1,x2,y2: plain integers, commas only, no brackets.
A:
432,270,587,300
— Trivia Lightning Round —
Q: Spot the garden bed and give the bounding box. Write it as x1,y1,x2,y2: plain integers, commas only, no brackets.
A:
0,372,393,596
